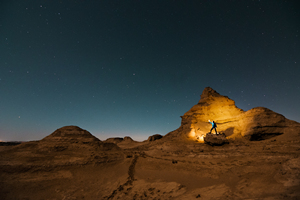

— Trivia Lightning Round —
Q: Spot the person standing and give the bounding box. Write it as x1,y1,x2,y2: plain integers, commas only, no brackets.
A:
208,120,218,134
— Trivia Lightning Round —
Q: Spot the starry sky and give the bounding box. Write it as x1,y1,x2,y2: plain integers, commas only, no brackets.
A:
1,0,299,141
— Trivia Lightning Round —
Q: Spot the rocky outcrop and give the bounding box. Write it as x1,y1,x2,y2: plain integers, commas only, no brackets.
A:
41,126,101,143
165,87,300,142
105,137,124,144
204,133,229,146
8,126,124,167
147,134,163,142
16,126,122,153
105,136,134,144
123,136,134,142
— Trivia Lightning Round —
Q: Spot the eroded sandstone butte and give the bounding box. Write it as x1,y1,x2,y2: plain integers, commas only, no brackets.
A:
165,87,300,142
1,126,123,168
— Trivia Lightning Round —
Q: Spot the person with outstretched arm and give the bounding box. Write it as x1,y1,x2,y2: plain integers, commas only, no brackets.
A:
208,120,218,134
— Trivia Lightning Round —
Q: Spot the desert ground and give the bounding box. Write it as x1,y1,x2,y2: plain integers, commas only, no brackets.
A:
1,88,299,200
1,133,300,200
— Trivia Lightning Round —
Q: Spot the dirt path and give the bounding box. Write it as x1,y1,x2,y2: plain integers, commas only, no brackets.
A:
106,154,139,199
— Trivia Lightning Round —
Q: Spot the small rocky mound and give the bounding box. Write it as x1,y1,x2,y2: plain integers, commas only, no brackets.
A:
41,126,100,143
123,136,134,142
105,136,134,144
36,126,121,152
7,126,123,166
204,133,229,146
148,134,163,142
105,137,124,144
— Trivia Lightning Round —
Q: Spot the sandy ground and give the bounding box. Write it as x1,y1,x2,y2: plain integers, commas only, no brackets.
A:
1,135,300,200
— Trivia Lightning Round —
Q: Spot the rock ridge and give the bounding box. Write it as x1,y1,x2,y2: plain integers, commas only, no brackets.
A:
165,87,300,142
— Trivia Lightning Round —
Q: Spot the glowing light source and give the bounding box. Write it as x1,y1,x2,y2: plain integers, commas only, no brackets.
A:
189,129,196,138
189,126,205,143
196,134,205,142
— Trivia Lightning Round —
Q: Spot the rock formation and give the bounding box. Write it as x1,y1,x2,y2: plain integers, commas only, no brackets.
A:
104,136,145,149
147,134,163,142
5,126,123,168
204,133,229,146
165,87,300,142
1,94,300,199
104,137,124,144
41,125,101,143
104,136,134,144
37,125,121,151
123,136,134,142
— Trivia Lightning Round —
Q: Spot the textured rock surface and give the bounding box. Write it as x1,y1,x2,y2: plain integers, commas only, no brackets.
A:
41,125,101,143
147,134,163,142
204,133,229,146
104,137,124,144
1,126,123,169
38,126,121,152
105,136,134,144
123,136,134,142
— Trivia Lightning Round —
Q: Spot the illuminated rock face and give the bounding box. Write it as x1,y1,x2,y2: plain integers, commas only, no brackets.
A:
167,87,298,142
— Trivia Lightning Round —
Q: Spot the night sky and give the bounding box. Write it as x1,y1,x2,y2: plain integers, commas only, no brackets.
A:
1,1,299,141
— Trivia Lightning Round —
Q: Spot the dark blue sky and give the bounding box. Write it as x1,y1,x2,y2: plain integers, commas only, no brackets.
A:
1,0,299,141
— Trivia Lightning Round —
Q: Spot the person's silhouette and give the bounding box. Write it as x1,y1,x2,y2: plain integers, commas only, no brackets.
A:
208,120,218,134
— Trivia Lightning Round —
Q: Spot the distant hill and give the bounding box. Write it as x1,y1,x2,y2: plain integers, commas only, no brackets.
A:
0,141,22,146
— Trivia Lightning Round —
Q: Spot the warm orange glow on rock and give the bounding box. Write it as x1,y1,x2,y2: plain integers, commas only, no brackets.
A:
188,128,196,138
188,125,206,142
166,87,291,141
195,134,205,142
